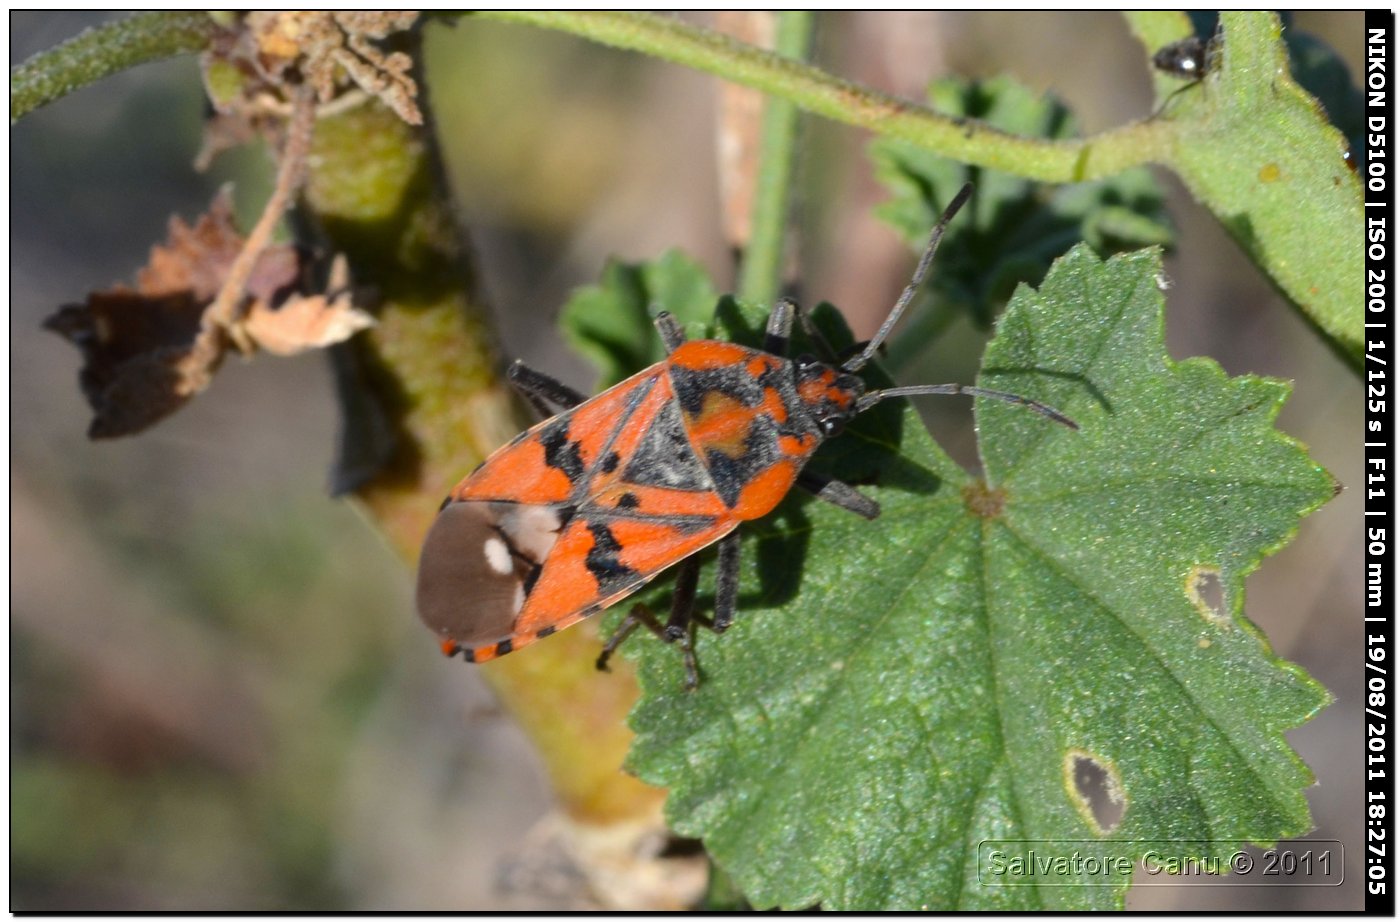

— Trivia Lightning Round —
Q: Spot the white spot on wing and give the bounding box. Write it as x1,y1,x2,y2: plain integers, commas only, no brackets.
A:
484,537,512,575
499,505,563,561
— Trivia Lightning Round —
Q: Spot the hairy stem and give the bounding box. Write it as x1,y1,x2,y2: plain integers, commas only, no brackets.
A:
10,11,220,124
475,10,1180,182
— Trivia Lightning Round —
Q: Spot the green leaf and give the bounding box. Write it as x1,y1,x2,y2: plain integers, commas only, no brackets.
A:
560,249,720,387
1135,11,1363,370
621,245,1333,910
871,76,1174,332
1285,29,1365,161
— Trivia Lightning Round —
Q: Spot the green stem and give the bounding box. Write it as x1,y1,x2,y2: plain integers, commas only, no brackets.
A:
10,11,220,124
736,11,813,307
12,11,1185,182
475,10,1181,182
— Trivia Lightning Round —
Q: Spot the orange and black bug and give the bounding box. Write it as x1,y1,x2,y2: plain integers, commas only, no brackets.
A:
415,184,1076,688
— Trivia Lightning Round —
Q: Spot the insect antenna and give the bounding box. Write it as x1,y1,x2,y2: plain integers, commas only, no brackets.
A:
838,182,1076,429
854,384,1079,430
842,182,973,373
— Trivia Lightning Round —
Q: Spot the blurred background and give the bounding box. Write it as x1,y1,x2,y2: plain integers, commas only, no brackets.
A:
10,12,1363,910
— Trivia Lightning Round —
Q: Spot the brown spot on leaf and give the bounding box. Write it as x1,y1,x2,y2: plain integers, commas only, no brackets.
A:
1065,749,1127,835
1186,564,1229,628
962,480,1007,519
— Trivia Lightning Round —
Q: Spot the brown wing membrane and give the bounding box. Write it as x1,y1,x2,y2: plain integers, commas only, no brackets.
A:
416,501,566,654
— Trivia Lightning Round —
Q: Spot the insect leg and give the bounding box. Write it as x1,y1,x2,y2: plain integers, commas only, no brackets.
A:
685,531,739,672
507,360,587,418
763,298,796,356
665,560,703,689
653,311,687,354
664,556,701,640
596,599,701,691
596,604,661,673
711,531,741,633
796,471,881,520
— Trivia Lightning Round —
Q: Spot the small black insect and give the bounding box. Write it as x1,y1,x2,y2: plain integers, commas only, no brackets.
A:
1149,34,1220,119
1152,36,1213,81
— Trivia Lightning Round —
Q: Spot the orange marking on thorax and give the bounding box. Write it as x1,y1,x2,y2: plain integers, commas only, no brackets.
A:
797,371,837,405
670,340,752,371
685,391,757,458
732,459,799,520
777,432,816,457
759,385,788,424
745,355,775,377
797,371,857,416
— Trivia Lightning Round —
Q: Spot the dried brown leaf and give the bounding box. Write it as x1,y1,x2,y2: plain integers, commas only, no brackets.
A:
200,9,421,166
45,289,220,439
138,189,249,299
239,255,374,356
45,192,369,439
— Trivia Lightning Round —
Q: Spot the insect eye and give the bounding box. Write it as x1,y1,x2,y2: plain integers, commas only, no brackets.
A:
795,353,820,370
819,415,846,437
